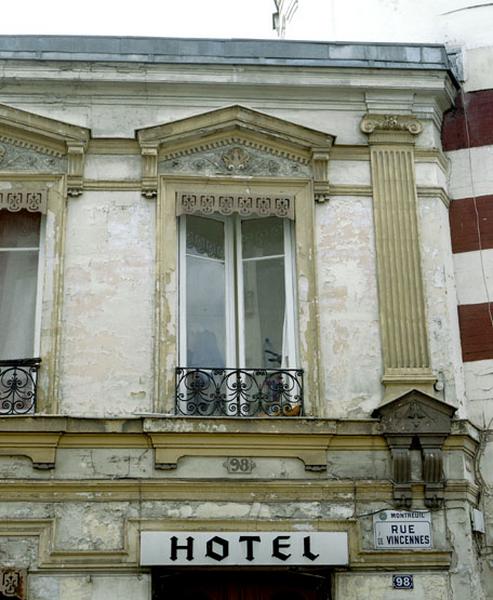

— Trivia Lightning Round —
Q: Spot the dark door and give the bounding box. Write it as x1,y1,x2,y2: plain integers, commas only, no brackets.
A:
154,572,330,600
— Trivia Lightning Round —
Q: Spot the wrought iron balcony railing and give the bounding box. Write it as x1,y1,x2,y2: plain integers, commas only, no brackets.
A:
0,358,40,415
175,367,303,417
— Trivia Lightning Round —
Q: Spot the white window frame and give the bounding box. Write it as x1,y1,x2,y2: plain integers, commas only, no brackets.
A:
0,212,45,360
178,213,298,370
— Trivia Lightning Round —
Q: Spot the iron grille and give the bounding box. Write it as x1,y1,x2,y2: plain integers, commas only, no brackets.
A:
175,367,303,417
0,358,40,415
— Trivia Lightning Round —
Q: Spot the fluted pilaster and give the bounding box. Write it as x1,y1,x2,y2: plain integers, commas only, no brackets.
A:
361,114,436,398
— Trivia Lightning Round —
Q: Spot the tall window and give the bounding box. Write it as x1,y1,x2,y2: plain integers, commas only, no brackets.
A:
179,214,297,369
0,210,42,360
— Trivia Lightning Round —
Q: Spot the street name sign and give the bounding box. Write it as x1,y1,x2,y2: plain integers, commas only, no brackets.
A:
374,510,432,549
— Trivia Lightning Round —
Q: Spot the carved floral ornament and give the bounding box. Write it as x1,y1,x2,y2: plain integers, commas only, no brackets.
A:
0,188,48,213
360,114,423,136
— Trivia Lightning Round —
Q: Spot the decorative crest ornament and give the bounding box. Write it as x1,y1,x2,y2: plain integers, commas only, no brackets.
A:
360,114,423,136
221,146,250,171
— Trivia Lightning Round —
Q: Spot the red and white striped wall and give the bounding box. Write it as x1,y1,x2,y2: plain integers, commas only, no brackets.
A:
443,89,493,422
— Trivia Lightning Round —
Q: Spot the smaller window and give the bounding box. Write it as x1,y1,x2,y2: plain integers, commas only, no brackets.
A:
0,210,42,359
0,209,43,415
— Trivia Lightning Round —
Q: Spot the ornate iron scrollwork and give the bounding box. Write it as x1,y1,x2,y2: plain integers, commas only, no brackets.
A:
175,367,303,417
0,358,40,415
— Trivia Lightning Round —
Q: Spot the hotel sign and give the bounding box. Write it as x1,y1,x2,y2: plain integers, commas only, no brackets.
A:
141,531,348,566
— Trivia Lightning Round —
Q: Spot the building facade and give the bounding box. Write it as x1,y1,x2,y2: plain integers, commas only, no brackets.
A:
0,34,490,599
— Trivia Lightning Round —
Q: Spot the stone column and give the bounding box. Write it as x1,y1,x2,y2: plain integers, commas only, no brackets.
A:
361,114,436,400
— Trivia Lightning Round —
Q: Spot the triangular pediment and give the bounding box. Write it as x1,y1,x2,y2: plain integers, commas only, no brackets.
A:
0,103,90,159
137,105,334,198
137,104,334,159
372,389,456,436
0,104,90,195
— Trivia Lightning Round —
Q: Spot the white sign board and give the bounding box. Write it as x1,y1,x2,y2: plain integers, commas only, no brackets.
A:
141,531,348,566
374,511,432,549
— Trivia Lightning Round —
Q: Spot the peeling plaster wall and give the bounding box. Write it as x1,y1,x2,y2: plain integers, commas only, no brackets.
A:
60,190,155,416
29,575,150,600
418,197,466,415
335,572,450,600
316,197,383,417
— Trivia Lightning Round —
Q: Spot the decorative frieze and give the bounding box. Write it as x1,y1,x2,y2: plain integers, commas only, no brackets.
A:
176,192,295,220
0,188,48,213
158,141,310,182
0,140,66,172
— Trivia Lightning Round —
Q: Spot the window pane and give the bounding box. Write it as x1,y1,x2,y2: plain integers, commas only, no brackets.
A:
0,250,38,359
241,217,284,258
186,215,225,260
0,210,41,248
243,257,285,368
186,255,226,368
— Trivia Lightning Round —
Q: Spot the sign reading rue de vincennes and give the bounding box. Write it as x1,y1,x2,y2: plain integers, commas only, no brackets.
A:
140,532,348,566
374,511,432,550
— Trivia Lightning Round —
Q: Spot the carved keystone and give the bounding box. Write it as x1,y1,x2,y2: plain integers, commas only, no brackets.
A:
372,389,456,509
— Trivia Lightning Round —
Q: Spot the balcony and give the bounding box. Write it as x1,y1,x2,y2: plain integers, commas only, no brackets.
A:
175,367,303,417
0,358,40,415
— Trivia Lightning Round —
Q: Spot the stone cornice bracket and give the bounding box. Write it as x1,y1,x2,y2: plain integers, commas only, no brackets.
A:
372,389,456,510
311,148,330,203
140,144,158,199
66,142,87,197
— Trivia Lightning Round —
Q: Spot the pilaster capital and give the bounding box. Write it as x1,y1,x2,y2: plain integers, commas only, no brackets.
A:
360,114,423,144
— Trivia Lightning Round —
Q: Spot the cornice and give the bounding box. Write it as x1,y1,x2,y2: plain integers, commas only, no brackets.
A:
0,478,479,505
0,417,479,474
417,186,450,208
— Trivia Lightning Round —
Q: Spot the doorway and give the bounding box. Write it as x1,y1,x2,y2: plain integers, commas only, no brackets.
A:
153,571,331,600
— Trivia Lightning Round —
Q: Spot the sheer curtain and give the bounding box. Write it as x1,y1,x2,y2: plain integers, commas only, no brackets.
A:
0,210,40,360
